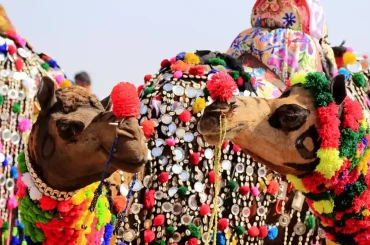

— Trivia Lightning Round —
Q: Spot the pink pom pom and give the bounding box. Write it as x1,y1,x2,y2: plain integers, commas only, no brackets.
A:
7,196,17,209
206,72,237,102
173,70,183,79
16,35,26,47
18,118,31,132
170,57,177,64
251,186,260,197
166,138,176,146
347,47,354,53
111,82,140,118
55,75,64,84
232,144,241,152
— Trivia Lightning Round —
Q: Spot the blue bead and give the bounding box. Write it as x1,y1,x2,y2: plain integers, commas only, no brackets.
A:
11,166,18,179
47,59,58,69
176,52,186,61
2,158,8,167
267,226,278,240
0,43,7,54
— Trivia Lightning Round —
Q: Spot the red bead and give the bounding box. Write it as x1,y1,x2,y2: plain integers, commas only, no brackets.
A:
232,144,241,152
160,59,171,68
7,45,16,55
259,226,268,238
14,58,23,71
153,214,165,226
248,226,259,237
199,204,210,216
144,74,152,83
158,172,169,183
217,218,229,231
144,229,155,243
208,170,215,184
239,186,250,195
221,141,229,150
190,152,200,165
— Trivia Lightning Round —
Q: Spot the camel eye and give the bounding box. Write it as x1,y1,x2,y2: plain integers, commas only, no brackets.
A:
56,120,85,141
268,104,310,132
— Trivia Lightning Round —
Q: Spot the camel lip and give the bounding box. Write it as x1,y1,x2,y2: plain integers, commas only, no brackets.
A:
100,145,146,172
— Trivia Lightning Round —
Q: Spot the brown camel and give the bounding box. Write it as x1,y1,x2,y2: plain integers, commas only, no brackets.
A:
199,72,370,245
17,76,148,244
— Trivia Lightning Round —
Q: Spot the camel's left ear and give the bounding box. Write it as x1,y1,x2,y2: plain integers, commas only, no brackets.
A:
331,74,347,105
100,95,112,111
37,76,57,112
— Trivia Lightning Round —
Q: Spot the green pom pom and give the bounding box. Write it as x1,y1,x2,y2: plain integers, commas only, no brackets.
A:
208,58,226,67
41,62,50,71
188,223,201,239
241,72,252,83
235,226,246,235
178,186,188,197
154,240,166,245
315,92,334,107
0,95,4,105
111,215,117,225
227,181,239,192
228,70,240,81
18,152,28,173
22,241,27,245
12,102,21,113
339,127,365,159
144,87,154,95
305,215,315,230
2,221,9,230
166,226,175,236
353,72,366,88
12,227,18,236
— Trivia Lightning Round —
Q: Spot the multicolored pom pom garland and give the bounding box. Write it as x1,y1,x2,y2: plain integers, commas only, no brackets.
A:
287,72,370,245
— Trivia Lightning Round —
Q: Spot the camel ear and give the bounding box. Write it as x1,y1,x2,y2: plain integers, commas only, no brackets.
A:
37,76,57,112
100,95,112,111
331,74,347,105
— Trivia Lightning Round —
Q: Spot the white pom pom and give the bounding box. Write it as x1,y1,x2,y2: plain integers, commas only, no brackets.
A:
29,186,42,200
22,77,36,89
21,173,35,188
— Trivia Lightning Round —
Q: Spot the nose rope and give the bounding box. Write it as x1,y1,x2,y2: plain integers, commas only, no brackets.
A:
205,115,227,244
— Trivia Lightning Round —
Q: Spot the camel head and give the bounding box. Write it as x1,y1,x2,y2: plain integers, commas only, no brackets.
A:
199,73,347,176
27,77,147,191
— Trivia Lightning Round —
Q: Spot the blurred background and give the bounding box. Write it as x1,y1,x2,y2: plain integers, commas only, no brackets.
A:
3,0,370,98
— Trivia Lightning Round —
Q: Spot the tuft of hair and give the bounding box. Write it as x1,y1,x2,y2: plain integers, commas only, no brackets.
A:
55,86,103,113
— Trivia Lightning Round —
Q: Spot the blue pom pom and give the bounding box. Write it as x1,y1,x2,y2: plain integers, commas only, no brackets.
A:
101,223,114,245
338,68,350,81
47,59,58,69
216,231,226,245
267,226,278,240
11,166,18,179
18,222,24,230
11,236,20,245
176,52,186,61
0,43,7,54
2,158,8,167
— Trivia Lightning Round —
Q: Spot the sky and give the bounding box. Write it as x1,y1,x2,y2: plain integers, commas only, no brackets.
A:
3,0,370,99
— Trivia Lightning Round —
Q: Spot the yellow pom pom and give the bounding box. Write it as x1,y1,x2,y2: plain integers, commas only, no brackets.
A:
286,175,308,193
291,72,307,86
71,190,86,205
343,52,357,65
184,52,200,65
326,239,340,245
362,209,370,216
192,97,206,114
315,148,343,179
358,150,370,175
312,199,334,214
60,79,72,88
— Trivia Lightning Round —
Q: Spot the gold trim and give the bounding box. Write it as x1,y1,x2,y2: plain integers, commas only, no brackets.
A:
24,150,77,201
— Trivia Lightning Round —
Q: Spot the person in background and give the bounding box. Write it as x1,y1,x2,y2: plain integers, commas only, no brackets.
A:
74,71,92,92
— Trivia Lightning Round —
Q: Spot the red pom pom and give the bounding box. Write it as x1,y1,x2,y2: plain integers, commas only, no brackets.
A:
208,170,215,184
188,238,198,245
144,229,155,243
239,186,250,195
206,72,237,102
141,120,155,138
7,45,16,55
189,66,205,76
179,110,192,122
217,218,229,231
248,226,260,237
39,196,57,211
237,77,244,86
114,195,127,212
259,226,268,238
158,172,169,183
144,74,152,83
137,85,144,95
57,200,73,213
144,189,156,210
190,152,200,165
14,58,23,71
16,177,27,199
161,59,171,68
267,180,279,195
199,204,210,216
221,141,229,150
153,214,165,226
111,82,140,118
232,144,241,152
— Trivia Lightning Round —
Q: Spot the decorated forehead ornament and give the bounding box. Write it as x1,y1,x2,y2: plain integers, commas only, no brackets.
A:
16,81,140,245
114,51,326,245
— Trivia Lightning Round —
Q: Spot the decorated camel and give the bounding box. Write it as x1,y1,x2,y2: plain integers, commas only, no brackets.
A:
116,1,370,245
15,76,148,245
198,70,370,245
0,6,76,244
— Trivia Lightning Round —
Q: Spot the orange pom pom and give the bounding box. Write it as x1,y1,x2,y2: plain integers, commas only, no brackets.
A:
114,195,127,212
141,120,155,138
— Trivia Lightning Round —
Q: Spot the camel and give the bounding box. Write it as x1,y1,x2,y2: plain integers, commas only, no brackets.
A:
0,6,77,245
16,76,148,244
198,71,370,245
